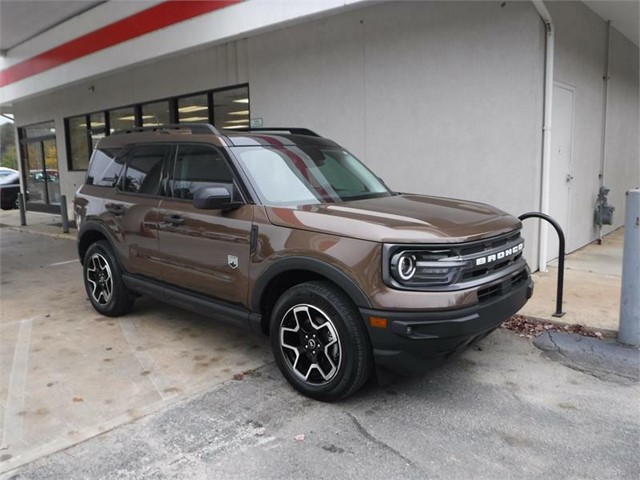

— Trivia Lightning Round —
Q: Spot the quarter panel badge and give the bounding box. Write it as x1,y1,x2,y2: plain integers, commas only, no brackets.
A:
228,255,239,269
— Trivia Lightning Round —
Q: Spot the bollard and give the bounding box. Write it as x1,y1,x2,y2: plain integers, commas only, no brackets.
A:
18,193,26,226
60,195,70,234
618,189,640,346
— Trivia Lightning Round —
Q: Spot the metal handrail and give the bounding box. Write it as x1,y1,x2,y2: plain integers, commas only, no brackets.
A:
519,212,566,317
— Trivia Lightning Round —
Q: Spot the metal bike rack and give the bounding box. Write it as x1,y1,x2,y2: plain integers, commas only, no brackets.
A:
519,212,566,317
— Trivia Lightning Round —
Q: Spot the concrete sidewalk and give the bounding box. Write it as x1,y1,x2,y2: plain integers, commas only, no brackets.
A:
520,229,624,336
0,210,76,241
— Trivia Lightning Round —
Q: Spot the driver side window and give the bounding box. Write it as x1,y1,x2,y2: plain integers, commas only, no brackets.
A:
168,144,234,200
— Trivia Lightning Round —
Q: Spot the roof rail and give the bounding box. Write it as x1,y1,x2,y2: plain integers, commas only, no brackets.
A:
232,127,320,137
112,124,221,135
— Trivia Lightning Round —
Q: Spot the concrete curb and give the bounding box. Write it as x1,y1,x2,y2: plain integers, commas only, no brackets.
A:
0,224,76,241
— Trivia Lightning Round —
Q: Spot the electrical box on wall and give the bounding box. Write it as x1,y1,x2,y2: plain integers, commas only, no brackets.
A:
595,186,615,226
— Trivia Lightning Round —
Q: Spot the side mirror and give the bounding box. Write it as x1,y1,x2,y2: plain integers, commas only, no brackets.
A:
193,186,242,211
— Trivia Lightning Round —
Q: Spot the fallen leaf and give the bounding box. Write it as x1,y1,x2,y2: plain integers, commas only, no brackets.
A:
72,397,83,403
294,434,305,441
232,373,244,381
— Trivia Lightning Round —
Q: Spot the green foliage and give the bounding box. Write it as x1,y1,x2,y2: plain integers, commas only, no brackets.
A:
1,122,18,170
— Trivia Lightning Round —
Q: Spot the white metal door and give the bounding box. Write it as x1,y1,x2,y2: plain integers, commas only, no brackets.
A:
547,84,575,263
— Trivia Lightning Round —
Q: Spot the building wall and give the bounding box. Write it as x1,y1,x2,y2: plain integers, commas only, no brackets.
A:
249,1,545,264
549,1,639,250
603,28,640,232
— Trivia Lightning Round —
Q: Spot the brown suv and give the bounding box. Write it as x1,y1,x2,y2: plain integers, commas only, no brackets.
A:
74,124,533,400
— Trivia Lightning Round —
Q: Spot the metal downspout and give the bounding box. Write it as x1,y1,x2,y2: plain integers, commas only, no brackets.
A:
598,20,612,244
532,0,554,272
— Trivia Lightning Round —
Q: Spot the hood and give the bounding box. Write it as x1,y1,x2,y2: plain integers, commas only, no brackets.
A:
265,194,521,244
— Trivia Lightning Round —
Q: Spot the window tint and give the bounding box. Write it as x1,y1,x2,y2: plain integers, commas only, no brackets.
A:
121,145,169,194
109,107,135,132
142,101,170,126
177,94,209,124
169,144,233,200
213,86,249,130
234,146,390,205
86,148,123,187
68,116,90,170
90,112,106,148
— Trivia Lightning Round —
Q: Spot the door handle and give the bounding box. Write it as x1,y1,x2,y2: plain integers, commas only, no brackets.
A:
105,203,124,215
163,214,185,226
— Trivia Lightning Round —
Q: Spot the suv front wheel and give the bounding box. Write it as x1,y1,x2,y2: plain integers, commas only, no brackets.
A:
83,240,135,317
270,281,372,401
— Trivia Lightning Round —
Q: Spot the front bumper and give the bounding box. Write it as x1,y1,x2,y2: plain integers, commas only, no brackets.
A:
360,272,534,374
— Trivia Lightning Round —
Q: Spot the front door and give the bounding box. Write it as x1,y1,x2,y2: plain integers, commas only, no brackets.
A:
547,83,575,263
20,122,61,213
156,143,253,306
105,144,171,277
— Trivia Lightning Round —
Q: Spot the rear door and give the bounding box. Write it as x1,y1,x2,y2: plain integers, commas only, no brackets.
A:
156,143,253,307
102,143,172,277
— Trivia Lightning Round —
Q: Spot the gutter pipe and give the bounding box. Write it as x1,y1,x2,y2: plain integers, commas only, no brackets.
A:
532,0,554,272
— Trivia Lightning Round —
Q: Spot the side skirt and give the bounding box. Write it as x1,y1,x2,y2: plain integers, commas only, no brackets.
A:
122,273,261,332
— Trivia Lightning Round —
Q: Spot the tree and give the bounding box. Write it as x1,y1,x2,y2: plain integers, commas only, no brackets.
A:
0,122,18,170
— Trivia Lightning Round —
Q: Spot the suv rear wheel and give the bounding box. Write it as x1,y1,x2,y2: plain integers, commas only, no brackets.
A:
83,240,135,317
270,281,372,401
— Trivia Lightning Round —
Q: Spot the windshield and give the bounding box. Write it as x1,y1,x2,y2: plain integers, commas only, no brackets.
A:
233,145,391,205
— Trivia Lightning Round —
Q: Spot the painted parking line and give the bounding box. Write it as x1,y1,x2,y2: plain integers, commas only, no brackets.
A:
48,259,79,267
119,318,178,402
2,317,35,449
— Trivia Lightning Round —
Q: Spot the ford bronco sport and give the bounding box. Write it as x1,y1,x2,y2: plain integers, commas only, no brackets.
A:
74,124,533,400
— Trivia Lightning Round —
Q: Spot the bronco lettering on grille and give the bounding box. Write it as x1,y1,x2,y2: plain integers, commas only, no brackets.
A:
475,243,524,266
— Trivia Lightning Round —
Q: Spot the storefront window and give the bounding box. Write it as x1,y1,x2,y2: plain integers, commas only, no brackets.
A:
24,121,56,138
177,94,209,124
142,101,170,126
68,115,91,170
109,106,136,132
90,112,107,148
213,86,249,130
65,84,248,170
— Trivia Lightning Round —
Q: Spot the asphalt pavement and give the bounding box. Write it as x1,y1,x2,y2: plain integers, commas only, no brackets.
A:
3,329,638,480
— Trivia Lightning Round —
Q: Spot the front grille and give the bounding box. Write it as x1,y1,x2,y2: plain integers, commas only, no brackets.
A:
383,229,526,291
477,268,529,304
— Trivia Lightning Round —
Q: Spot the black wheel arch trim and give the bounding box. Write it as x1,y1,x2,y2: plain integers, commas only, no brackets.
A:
77,220,120,265
251,256,372,311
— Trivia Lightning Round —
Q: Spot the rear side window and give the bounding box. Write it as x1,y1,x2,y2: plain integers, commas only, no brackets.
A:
169,144,234,200
120,145,171,195
86,148,123,187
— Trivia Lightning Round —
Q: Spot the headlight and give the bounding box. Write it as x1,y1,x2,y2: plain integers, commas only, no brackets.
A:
391,252,417,281
387,248,464,288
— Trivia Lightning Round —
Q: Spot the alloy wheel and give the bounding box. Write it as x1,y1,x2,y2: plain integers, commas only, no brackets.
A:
279,304,342,385
86,252,113,306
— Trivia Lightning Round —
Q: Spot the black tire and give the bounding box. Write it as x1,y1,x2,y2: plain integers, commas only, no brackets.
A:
270,281,372,401
12,194,19,210
83,240,135,317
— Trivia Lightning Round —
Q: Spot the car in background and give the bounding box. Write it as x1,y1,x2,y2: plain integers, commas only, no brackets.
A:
0,168,21,210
